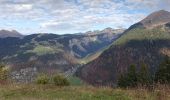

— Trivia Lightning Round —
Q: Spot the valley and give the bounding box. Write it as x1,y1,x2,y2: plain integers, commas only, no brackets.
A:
0,28,124,83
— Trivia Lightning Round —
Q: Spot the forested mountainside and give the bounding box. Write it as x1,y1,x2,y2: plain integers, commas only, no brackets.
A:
77,10,170,86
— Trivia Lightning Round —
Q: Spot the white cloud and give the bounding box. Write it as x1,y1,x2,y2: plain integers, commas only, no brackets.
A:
0,0,169,34
14,4,33,11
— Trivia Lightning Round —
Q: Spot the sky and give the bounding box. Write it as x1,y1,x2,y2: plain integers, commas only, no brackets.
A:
0,0,170,35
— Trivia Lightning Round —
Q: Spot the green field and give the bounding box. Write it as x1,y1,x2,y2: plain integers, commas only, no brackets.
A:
0,84,169,100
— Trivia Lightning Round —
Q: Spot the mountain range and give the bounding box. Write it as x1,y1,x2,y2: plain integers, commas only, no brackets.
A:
0,28,124,82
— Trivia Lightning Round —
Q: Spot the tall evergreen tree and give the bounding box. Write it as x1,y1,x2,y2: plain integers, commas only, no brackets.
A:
127,64,138,87
155,56,170,84
138,62,151,86
118,74,128,88
118,64,138,87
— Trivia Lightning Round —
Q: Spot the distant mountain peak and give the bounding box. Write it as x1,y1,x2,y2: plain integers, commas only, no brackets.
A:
0,29,23,38
103,27,113,30
140,10,170,28
85,28,125,36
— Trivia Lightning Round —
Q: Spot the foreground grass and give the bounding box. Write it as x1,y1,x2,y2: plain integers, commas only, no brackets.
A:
0,84,170,100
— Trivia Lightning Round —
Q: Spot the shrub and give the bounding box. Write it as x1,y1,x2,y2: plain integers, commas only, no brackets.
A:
0,64,8,83
36,74,49,85
52,75,70,86
35,73,70,86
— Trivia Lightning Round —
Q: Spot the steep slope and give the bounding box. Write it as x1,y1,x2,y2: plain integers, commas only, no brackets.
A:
0,29,23,38
77,10,170,86
0,28,124,82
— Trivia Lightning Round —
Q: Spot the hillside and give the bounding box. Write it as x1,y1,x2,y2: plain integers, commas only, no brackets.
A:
0,28,124,82
77,10,170,86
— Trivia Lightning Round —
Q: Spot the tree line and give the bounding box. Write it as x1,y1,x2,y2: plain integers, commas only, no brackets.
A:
118,56,170,88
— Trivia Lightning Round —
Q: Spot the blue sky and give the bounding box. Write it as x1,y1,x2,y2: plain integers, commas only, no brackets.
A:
0,0,170,34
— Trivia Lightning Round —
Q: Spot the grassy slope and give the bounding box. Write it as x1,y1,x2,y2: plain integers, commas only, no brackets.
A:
78,45,111,64
0,84,169,100
27,45,55,55
114,27,170,45
78,50,103,64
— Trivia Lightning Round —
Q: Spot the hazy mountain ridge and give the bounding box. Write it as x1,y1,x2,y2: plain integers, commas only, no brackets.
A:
0,29,23,38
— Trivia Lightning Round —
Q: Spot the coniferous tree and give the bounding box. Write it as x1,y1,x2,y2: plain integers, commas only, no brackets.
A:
118,64,138,88
118,74,128,88
127,64,138,87
155,56,170,84
138,62,151,86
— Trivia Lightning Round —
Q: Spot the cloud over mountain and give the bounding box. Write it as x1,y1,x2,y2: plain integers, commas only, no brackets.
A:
0,0,169,34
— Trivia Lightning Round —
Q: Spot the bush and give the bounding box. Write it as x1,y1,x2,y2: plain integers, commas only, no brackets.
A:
36,74,49,85
52,75,70,86
0,64,8,82
35,74,70,86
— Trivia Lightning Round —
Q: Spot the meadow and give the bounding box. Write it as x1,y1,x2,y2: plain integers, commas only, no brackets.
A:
0,84,169,100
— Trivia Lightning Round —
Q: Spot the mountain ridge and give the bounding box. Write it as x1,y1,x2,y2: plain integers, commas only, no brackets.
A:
141,10,170,28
